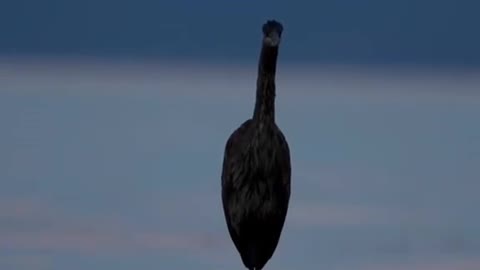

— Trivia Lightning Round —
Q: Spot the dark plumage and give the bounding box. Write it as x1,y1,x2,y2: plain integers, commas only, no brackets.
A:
221,20,291,270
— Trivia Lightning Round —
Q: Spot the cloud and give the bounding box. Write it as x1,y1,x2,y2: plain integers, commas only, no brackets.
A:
0,230,223,254
0,198,227,257
286,165,412,227
0,254,51,270
287,201,409,228
1,57,480,103
0,199,48,220
357,257,480,270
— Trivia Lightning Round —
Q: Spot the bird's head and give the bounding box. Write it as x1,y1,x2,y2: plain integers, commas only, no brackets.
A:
262,20,283,47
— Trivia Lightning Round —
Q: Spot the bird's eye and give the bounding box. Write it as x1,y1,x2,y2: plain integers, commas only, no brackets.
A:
262,25,269,35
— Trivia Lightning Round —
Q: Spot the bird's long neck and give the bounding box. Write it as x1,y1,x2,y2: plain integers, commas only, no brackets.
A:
253,43,279,123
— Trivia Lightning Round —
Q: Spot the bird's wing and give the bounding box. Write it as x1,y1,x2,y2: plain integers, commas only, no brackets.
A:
221,119,253,247
277,129,292,194
221,119,252,189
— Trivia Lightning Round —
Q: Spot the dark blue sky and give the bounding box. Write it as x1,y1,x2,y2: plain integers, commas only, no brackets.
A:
1,0,479,66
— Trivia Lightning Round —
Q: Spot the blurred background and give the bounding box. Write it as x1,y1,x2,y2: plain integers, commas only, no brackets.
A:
1,0,480,269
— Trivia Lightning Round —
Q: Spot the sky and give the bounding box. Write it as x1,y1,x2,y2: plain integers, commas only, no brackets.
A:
1,0,480,67
1,0,480,269
1,60,480,269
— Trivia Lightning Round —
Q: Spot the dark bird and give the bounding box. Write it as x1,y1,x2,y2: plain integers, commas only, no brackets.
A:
221,20,291,270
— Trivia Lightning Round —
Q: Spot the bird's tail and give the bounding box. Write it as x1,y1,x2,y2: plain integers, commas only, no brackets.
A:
244,242,263,270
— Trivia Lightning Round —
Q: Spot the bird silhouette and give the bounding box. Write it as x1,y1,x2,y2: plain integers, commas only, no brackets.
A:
221,20,291,270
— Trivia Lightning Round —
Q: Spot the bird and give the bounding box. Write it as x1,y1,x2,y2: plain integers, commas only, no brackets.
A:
221,20,291,270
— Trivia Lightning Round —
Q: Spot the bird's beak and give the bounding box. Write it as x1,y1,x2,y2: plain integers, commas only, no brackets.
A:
264,31,281,47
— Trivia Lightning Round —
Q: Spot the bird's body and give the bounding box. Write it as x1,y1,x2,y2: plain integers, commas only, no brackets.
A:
221,20,291,270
